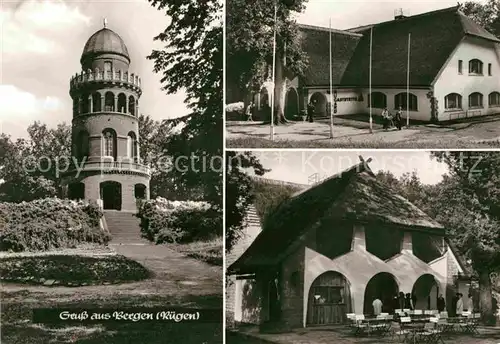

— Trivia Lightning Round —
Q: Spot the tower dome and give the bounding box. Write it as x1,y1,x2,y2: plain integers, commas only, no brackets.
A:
80,27,130,64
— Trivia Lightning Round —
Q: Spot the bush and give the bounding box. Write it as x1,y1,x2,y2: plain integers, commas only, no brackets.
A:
136,198,222,244
0,198,110,252
0,255,151,285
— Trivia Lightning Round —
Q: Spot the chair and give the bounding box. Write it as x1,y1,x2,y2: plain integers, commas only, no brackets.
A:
419,321,445,344
353,315,368,336
437,318,454,334
391,320,410,342
424,310,433,316
414,309,423,315
439,311,448,319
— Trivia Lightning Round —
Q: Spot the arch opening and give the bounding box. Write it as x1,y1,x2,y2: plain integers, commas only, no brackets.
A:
307,271,352,325
127,131,138,161
310,92,327,117
100,181,122,210
117,93,127,113
92,93,102,112
134,183,146,199
129,96,136,116
76,130,89,161
363,272,399,315
104,92,115,112
412,274,440,311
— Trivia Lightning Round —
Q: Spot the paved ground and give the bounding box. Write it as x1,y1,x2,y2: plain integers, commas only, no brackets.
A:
226,116,500,148
227,325,500,344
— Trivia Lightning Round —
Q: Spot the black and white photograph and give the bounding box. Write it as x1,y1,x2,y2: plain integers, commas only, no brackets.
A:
226,0,500,148
225,150,500,343
0,0,222,343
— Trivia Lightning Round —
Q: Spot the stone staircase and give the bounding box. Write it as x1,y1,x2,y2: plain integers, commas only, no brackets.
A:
103,210,148,244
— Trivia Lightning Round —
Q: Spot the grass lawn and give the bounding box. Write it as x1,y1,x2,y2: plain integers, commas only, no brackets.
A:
1,241,222,343
0,255,151,286
2,291,222,344
227,137,499,149
169,237,222,266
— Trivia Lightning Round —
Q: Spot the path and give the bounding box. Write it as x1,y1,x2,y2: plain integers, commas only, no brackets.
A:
226,118,500,148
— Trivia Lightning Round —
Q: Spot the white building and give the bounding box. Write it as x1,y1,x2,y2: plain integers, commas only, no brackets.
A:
255,6,500,122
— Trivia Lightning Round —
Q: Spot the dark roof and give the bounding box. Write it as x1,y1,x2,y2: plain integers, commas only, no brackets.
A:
81,28,130,63
301,6,500,87
229,160,445,274
298,24,361,86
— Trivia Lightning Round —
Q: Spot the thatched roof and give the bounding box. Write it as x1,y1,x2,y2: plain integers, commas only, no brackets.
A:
229,159,445,274
298,24,361,87
300,6,500,87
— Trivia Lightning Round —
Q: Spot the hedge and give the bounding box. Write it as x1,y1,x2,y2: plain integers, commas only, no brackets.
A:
136,198,222,244
0,198,110,252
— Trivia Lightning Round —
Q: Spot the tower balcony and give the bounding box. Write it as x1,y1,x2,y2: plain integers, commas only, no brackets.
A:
69,70,142,96
66,160,151,178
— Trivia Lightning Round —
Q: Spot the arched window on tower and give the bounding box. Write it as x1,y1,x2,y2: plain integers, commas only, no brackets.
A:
104,61,112,79
128,96,136,116
81,93,90,114
92,93,101,112
127,131,137,161
104,92,115,112
102,128,117,160
117,93,127,113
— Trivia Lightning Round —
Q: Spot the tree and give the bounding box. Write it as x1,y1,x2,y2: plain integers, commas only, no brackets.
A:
0,121,72,202
376,153,500,323
226,0,308,124
225,151,268,252
432,151,500,323
147,1,223,210
461,0,500,37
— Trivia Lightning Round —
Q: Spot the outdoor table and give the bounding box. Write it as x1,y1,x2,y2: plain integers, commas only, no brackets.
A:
363,317,391,336
402,323,426,344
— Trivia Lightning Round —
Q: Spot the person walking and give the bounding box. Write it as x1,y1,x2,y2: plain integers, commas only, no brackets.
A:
398,292,406,310
246,101,254,121
467,293,474,312
456,293,464,315
437,294,446,313
372,297,383,316
451,293,459,316
307,100,315,123
405,293,413,310
395,106,403,130
381,108,391,130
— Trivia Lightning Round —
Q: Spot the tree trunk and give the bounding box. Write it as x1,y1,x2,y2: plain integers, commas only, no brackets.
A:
479,270,494,323
273,50,288,125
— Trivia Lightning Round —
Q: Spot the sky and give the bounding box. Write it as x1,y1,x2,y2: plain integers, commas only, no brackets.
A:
1,0,189,139
295,0,488,29
252,151,449,185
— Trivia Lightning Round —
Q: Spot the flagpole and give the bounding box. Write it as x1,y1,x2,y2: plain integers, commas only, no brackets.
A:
369,27,373,133
406,33,411,128
329,18,334,139
270,1,277,141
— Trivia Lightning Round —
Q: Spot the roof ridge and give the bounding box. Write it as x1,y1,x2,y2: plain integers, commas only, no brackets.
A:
298,23,363,37
347,5,459,32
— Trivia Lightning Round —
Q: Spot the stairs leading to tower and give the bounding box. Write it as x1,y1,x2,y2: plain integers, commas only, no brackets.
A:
103,210,149,245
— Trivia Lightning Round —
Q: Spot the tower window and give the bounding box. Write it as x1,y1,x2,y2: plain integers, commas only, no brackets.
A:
127,131,137,161
458,60,463,74
117,93,127,113
104,92,115,112
102,129,117,160
488,63,492,76
128,96,136,116
104,61,112,79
